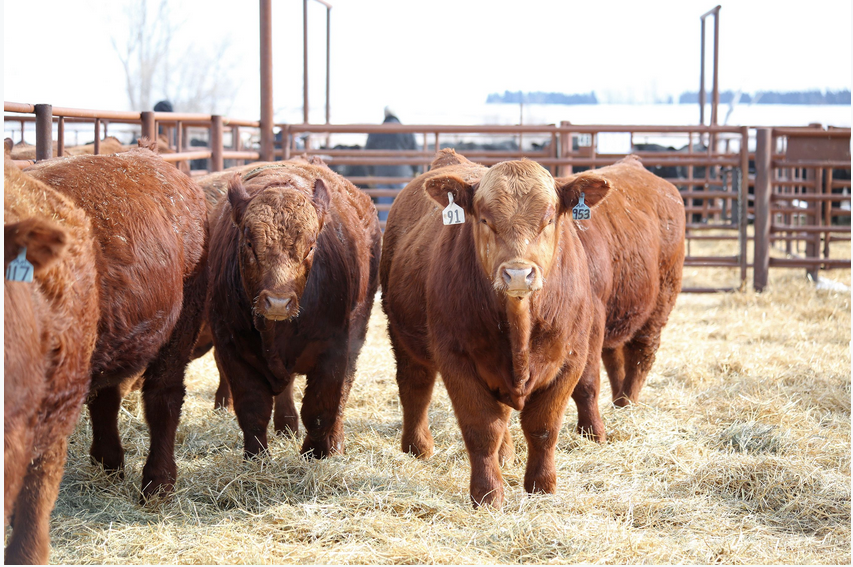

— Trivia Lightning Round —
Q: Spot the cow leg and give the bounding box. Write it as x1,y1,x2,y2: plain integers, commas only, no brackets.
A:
615,276,679,406
572,358,607,442
392,339,438,459
573,313,607,442
217,351,273,459
300,344,352,459
498,421,515,466
4,438,67,565
213,349,232,410
520,368,577,495
88,385,125,474
138,266,206,501
443,374,510,508
273,378,299,437
614,328,662,407
601,346,626,404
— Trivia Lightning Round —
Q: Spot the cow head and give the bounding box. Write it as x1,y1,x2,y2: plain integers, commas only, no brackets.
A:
227,174,329,322
425,161,609,298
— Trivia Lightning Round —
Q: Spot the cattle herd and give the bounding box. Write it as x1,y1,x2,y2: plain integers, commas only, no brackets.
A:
3,139,684,563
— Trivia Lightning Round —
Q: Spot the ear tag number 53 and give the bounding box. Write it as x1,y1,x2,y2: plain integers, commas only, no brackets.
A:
6,248,34,283
572,192,591,220
443,191,465,225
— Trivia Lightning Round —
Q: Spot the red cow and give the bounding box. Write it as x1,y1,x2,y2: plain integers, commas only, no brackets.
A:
380,150,683,507
4,157,99,564
207,158,380,459
24,143,209,501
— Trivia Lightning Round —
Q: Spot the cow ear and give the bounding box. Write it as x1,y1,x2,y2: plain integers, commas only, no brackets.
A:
556,172,610,216
4,218,68,275
228,174,251,226
312,178,330,224
423,174,477,214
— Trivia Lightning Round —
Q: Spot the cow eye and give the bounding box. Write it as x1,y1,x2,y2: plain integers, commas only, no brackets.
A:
305,244,315,259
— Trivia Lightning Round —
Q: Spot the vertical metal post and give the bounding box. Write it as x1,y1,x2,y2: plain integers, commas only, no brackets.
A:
559,121,572,176
325,6,331,126
699,6,721,129
211,115,224,172
57,116,65,157
710,8,720,129
34,104,53,161
260,0,274,162
739,126,749,288
754,128,772,292
806,167,822,280
141,111,156,142
303,0,309,125
699,18,706,126
282,124,292,161
94,119,101,155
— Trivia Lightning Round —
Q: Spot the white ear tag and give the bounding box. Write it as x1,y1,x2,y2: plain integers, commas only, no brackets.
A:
572,192,591,220
6,248,34,283
442,192,465,225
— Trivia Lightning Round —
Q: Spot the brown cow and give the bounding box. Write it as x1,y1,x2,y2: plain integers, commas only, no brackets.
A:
561,155,685,434
190,163,278,365
4,157,99,564
380,150,683,507
24,143,209,501
207,158,380,459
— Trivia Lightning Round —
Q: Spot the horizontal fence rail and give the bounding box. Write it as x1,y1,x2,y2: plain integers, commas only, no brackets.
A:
5,102,850,292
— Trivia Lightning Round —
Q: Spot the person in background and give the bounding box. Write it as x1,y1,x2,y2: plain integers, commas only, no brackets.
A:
364,107,417,222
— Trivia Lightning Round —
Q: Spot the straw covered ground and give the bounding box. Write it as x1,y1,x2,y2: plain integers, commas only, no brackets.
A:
28,245,853,564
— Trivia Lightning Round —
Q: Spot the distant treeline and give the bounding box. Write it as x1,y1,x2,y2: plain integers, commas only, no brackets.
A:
680,89,851,105
486,90,599,105
486,89,851,105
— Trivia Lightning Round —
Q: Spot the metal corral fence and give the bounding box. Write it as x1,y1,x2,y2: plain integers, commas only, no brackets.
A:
5,102,850,292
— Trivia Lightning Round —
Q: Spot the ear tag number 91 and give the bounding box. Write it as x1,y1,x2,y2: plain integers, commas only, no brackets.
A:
6,248,34,283
443,191,465,225
572,192,591,220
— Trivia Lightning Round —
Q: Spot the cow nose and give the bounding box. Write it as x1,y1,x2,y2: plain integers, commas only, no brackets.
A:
502,267,535,289
265,296,291,312
260,292,297,320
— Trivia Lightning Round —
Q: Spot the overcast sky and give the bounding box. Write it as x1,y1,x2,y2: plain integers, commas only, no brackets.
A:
3,0,852,124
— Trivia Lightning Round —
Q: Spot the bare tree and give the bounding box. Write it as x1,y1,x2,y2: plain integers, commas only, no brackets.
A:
111,0,238,114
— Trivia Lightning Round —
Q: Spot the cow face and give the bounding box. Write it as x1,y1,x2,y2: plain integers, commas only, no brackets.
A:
425,162,609,298
228,175,329,322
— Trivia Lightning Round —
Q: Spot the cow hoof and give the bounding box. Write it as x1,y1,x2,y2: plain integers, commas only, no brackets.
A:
301,436,343,459
139,477,175,504
470,488,504,509
576,423,607,443
90,451,125,478
401,433,434,459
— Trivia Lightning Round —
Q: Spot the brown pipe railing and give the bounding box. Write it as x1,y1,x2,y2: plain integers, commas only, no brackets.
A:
5,102,849,292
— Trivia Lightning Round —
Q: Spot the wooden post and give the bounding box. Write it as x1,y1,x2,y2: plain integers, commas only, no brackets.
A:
211,115,224,172
34,104,52,161
754,128,772,292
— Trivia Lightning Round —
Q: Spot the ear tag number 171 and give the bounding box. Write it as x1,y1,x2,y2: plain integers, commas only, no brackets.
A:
572,192,591,220
443,192,465,225
5,248,34,283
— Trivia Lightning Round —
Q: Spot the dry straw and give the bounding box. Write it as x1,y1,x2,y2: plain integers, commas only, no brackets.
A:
21,238,853,564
